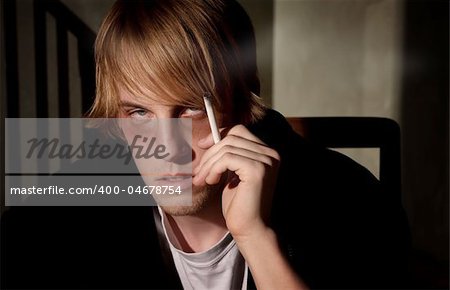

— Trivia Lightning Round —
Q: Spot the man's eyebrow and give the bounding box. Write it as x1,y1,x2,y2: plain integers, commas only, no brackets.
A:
120,101,146,108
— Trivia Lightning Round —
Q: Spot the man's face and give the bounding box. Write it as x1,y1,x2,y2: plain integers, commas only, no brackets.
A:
118,89,223,216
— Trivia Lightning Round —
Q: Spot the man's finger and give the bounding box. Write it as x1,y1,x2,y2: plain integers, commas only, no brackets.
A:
194,134,279,175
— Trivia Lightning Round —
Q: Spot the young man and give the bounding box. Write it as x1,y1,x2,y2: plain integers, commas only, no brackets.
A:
2,0,410,289
89,0,307,288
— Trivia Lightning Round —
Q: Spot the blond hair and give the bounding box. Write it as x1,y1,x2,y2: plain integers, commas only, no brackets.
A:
88,0,266,125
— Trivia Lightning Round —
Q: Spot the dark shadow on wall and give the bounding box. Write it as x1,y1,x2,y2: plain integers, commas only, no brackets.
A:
3,0,20,118
1,0,96,213
33,0,96,117
3,0,96,119
238,0,274,107
400,0,449,288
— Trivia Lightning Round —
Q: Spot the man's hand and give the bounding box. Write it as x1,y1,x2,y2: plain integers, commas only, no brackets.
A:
193,124,306,289
192,124,280,242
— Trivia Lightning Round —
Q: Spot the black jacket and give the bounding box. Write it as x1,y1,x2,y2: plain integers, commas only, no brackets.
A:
1,109,410,289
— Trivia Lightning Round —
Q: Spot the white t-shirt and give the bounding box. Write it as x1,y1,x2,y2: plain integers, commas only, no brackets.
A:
156,207,248,290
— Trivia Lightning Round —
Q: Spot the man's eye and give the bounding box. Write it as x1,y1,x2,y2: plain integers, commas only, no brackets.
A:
182,107,205,117
129,109,149,119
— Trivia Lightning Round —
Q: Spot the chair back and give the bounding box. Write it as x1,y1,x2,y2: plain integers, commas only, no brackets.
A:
287,117,401,203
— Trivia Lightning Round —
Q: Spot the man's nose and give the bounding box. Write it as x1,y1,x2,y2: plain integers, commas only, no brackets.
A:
156,119,191,165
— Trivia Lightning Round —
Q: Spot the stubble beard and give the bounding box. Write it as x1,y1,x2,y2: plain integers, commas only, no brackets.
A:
161,181,224,216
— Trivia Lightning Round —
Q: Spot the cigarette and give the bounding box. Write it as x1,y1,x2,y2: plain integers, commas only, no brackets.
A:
203,93,221,144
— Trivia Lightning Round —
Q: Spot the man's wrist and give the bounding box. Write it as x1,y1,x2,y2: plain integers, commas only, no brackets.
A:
233,225,307,290
233,224,276,251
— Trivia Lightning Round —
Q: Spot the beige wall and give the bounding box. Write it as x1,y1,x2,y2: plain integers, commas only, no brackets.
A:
273,0,403,120
272,0,448,265
273,0,403,183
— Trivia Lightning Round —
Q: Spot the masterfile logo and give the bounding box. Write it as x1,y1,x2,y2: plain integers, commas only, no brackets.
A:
5,118,193,206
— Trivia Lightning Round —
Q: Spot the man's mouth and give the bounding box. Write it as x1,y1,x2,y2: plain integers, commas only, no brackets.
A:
155,174,192,182
156,174,192,182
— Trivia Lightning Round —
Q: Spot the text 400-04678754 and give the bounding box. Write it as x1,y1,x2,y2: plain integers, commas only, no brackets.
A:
94,185,183,195
126,185,182,195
